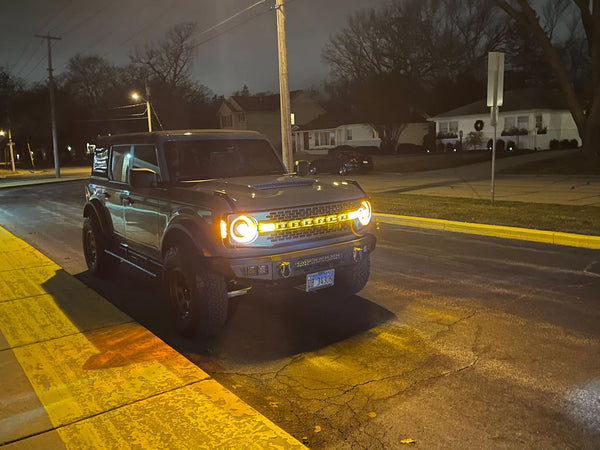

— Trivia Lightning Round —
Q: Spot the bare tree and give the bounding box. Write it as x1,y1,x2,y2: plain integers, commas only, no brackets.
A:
323,0,505,85
63,55,118,108
131,22,198,89
497,0,599,159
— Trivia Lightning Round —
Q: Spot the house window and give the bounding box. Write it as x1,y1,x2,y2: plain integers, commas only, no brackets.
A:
517,115,529,130
535,114,543,129
438,121,458,137
314,132,320,146
373,128,379,139
330,131,335,146
303,132,309,150
237,113,246,122
504,116,516,130
346,128,353,141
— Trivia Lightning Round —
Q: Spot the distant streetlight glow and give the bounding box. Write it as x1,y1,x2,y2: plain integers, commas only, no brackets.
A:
130,86,152,132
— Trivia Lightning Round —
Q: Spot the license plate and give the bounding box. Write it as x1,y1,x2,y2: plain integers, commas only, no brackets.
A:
306,268,335,292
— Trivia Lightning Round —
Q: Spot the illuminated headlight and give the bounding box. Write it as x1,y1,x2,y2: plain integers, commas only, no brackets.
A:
353,200,372,226
229,215,258,244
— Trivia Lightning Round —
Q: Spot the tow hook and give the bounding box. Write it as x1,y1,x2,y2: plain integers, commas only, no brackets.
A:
279,261,291,278
353,246,367,262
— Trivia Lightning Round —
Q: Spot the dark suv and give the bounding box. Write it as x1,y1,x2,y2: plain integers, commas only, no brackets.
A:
83,130,376,336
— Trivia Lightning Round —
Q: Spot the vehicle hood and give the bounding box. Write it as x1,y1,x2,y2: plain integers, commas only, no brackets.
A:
176,175,366,211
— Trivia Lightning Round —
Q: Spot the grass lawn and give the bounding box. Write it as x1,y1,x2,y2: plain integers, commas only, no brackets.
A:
370,193,600,236
369,149,600,236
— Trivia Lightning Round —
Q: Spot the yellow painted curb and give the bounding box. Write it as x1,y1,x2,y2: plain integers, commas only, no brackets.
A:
374,213,600,250
0,226,305,449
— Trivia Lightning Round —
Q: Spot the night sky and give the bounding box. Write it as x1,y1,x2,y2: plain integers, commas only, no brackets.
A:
0,0,388,96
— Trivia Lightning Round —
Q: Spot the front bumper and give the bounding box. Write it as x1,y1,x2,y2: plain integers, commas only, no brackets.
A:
218,234,376,282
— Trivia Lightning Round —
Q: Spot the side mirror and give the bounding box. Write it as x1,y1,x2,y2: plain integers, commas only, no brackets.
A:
130,167,158,188
295,160,310,176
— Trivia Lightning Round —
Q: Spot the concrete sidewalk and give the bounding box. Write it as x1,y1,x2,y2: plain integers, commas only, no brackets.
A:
0,167,91,189
0,226,304,449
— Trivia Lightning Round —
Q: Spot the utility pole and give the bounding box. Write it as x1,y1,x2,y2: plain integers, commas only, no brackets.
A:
275,0,293,173
36,33,61,178
145,82,152,132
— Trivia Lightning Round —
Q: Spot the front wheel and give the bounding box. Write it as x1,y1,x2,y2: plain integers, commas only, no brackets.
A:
82,216,120,277
163,246,228,337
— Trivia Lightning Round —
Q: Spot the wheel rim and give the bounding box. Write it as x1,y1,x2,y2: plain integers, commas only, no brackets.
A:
170,268,191,318
309,166,317,174
85,229,97,268
339,166,347,175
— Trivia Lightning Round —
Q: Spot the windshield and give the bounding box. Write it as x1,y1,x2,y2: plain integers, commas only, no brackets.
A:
164,139,285,181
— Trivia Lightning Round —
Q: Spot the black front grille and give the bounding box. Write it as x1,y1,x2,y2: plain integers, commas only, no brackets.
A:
264,201,356,243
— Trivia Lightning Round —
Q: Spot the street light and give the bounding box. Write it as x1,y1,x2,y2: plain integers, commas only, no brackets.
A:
0,129,16,172
131,83,152,132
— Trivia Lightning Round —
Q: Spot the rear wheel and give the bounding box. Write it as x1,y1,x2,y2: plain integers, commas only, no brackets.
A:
163,246,228,337
82,216,120,277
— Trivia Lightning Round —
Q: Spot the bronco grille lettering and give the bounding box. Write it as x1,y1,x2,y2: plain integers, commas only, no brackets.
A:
261,212,354,233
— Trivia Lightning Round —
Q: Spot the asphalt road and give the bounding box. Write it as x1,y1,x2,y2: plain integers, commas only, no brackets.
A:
1,181,599,449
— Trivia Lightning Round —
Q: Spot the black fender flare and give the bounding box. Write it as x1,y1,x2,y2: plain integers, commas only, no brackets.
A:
161,219,216,260
83,199,113,236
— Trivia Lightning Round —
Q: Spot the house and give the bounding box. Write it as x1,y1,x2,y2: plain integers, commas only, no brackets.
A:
217,91,325,148
291,113,380,153
292,112,431,154
431,88,581,151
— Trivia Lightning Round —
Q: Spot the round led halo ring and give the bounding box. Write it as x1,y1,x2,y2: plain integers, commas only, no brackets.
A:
357,200,372,226
229,215,258,244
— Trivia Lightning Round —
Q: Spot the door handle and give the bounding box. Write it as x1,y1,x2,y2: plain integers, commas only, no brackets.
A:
120,194,134,205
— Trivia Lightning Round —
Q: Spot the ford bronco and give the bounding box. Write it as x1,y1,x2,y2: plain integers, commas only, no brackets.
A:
82,130,376,336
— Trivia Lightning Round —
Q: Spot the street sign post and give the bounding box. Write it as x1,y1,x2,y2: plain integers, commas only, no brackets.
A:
487,52,504,203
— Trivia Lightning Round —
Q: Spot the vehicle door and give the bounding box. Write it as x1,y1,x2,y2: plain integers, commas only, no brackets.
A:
105,144,132,242
123,144,162,260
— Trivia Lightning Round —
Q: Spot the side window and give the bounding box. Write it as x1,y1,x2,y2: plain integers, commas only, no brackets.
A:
92,147,109,176
132,144,159,177
110,145,131,183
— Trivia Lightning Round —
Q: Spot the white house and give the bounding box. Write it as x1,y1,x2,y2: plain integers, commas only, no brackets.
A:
431,89,581,151
292,113,381,153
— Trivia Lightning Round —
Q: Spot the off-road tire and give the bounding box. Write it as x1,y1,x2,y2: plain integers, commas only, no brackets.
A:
82,216,120,277
163,246,228,337
331,253,370,297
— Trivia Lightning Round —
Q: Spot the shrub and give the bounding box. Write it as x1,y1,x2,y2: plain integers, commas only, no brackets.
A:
496,139,505,152
507,140,517,151
560,139,571,149
465,131,483,150
436,142,445,153
501,127,528,136
569,139,579,149
550,139,560,150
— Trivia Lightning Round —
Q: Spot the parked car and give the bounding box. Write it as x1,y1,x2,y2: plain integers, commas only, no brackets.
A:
309,147,373,175
82,130,376,337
